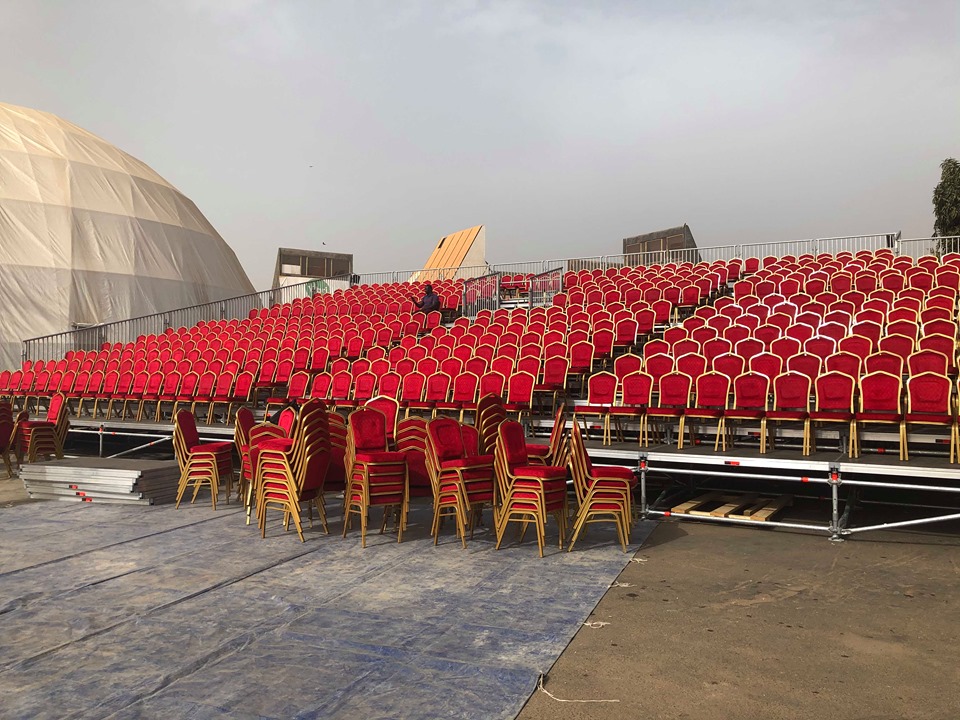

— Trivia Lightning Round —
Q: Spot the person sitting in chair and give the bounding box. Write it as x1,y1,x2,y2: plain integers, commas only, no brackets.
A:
411,284,441,314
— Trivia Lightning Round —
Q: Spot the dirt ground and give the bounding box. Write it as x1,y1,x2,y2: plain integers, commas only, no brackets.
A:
519,519,960,720
0,475,32,506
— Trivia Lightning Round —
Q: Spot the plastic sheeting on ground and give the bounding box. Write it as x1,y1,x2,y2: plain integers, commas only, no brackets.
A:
0,499,653,719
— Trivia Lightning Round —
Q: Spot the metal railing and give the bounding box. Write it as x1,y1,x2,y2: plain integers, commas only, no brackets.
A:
462,272,502,318
28,229,946,363
528,267,564,309
22,276,327,362
898,235,960,259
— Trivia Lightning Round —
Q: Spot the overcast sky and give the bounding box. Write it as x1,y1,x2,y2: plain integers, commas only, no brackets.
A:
2,1,958,288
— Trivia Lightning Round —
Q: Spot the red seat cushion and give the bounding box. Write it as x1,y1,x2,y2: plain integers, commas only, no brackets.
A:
904,413,952,424
609,406,645,415
19,420,54,430
526,443,550,457
440,456,494,470
354,451,407,463
766,410,808,421
685,408,723,419
258,438,294,452
725,410,765,419
513,465,567,480
855,412,902,423
646,407,683,417
591,465,635,481
809,410,853,421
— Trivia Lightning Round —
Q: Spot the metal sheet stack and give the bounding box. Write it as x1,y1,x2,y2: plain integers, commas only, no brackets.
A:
20,458,181,505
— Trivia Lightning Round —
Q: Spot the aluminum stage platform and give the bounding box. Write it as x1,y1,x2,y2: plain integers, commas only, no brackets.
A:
582,439,960,542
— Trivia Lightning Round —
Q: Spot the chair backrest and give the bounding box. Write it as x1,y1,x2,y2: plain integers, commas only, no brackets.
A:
905,372,950,414
772,371,811,411
348,407,389,453
277,407,298,435
174,409,201,453
427,416,466,462
497,420,530,473
365,396,400,441
235,406,255,445
694,372,731,409
657,372,692,407
732,372,770,410
814,371,855,411
859,371,902,412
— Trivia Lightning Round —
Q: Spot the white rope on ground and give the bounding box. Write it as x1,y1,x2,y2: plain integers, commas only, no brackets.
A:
582,621,609,628
537,674,620,704
629,557,647,563
611,581,635,588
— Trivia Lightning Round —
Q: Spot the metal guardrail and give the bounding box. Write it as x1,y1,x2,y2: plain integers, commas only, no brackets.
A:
26,230,938,363
462,272,502,318
898,235,960,259
22,276,327,363
528,267,564,309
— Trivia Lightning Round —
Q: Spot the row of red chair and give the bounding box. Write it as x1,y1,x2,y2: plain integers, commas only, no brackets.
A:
575,368,959,462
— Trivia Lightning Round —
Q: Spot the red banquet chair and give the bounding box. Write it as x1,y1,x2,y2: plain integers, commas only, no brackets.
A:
493,420,568,557
646,371,692,448
173,409,235,510
853,371,904,460
17,393,69,464
684,371,731,451
567,420,635,552
256,400,331,541
426,417,496,547
343,407,409,548
766,371,812,455
902,372,956,464
723,372,770,452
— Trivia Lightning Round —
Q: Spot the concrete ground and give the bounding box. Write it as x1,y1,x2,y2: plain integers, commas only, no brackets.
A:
519,519,960,720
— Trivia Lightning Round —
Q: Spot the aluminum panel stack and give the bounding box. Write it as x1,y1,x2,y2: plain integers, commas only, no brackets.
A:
20,458,181,505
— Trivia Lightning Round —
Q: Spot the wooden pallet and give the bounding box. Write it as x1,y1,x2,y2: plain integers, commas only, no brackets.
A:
728,495,793,522
670,493,793,522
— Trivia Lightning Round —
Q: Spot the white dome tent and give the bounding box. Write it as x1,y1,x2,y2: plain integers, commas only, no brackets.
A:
0,102,254,369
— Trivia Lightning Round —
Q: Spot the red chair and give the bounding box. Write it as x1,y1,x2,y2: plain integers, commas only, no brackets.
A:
577,371,617,445
766,371,812,454
504,371,537,422
825,351,863,378
685,372,730,450
257,401,331,541
853,371,904,459
493,420,568,557
722,372,769,451
903,372,956,463
396,417,432,498
567,419,636,552
610,371,654,446
343,407,409,547
646,371,692,448
18,393,69,463
173,409,234,510
426,417,496,547
534,356,569,415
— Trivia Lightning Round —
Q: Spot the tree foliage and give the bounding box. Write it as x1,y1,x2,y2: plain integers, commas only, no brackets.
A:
933,157,960,254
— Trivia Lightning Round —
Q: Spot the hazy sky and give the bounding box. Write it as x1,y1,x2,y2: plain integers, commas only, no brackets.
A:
2,1,958,288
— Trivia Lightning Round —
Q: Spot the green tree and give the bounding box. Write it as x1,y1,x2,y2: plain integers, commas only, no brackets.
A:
932,157,960,254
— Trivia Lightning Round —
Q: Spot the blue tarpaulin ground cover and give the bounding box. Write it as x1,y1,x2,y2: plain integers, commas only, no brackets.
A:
0,499,653,719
